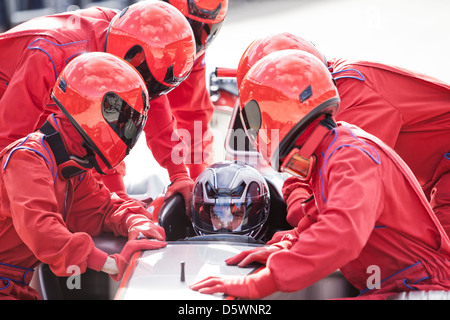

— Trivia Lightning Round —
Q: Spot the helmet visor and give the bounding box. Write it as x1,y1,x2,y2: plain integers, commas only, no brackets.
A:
192,194,268,235
187,0,222,20
124,45,187,99
240,99,262,144
102,92,147,154
187,18,223,55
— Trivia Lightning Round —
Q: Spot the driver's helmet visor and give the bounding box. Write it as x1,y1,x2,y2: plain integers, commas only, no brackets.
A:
192,194,267,235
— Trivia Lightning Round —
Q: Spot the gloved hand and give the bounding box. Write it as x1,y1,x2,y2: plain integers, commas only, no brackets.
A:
125,214,166,241
164,173,194,218
109,239,167,281
226,240,294,267
190,267,277,299
267,217,311,245
225,244,288,267
267,229,294,245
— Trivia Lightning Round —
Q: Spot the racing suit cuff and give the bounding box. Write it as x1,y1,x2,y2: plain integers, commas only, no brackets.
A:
87,247,109,272
166,162,190,182
250,267,278,298
272,238,296,250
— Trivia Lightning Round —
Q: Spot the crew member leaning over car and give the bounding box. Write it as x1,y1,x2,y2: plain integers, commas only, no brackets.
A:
0,53,167,300
191,50,450,300
0,1,197,211
235,32,450,237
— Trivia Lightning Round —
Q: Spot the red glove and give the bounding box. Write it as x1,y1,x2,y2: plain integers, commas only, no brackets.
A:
267,229,292,245
190,267,278,299
164,173,194,217
110,239,167,281
225,242,292,267
267,215,314,250
125,214,166,241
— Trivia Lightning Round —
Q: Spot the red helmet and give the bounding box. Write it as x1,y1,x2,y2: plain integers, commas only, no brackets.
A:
106,1,196,99
51,52,149,175
239,50,339,173
236,32,326,90
163,0,228,58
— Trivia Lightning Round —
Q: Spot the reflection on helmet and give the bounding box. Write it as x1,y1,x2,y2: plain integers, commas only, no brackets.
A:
102,92,147,150
191,161,270,240
162,0,228,58
51,52,149,175
236,32,326,90
106,1,196,99
238,50,339,170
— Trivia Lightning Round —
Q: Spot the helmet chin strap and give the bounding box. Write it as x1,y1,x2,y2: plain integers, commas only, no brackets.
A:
281,116,336,180
81,142,107,176
40,121,94,179
299,116,336,159
40,121,106,179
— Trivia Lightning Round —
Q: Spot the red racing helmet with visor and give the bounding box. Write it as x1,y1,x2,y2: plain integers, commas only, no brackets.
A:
239,50,339,180
106,1,196,99
51,52,150,176
162,0,228,59
236,32,327,90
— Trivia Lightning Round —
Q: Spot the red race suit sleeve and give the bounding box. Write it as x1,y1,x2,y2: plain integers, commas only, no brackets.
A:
266,144,384,292
2,148,148,276
0,48,57,149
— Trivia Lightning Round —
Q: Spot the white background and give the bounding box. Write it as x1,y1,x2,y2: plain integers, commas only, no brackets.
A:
207,0,450,83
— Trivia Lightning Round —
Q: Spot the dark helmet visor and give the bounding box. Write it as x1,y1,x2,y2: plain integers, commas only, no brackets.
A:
124,45,188,99
240,99,262,144
187,17,223,55
187,0,222,20
102,92,148,154
192,183,268,235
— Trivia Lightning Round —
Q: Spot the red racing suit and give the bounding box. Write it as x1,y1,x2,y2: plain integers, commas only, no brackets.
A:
331,59,450,234
0,7,188,195
268,123,450,299
0,115,157,300
146,54,215,180
284,60,450,234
